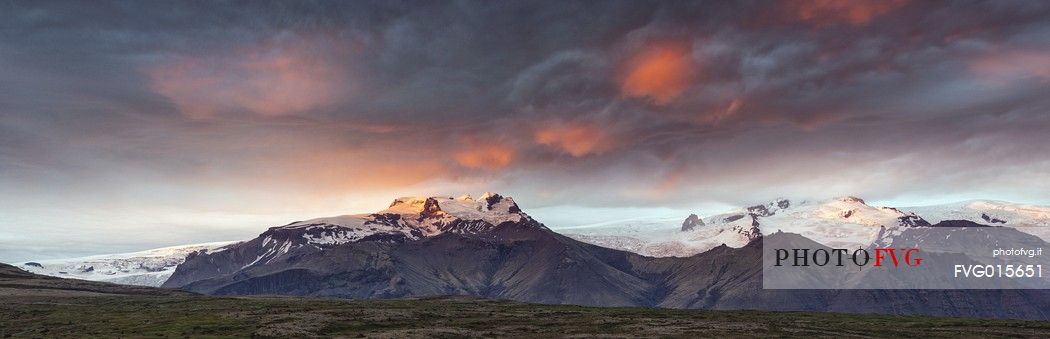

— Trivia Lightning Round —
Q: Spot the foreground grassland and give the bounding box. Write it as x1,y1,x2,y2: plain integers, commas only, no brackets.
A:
1,295,1048,338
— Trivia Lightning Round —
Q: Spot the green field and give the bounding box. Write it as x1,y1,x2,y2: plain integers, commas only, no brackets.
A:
1,294,1048,338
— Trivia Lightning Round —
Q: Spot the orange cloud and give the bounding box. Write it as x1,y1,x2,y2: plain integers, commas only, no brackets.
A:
534,123,613,157
970,51,1050,82
621,45,695,104
148,36,347,118
453,143,515,169
789,0,908,27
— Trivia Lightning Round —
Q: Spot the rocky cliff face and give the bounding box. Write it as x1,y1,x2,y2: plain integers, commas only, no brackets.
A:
681,214,703,231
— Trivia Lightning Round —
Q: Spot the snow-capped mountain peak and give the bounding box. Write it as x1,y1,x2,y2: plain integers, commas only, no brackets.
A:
229,193,534,270
715,197,930,247
804,197,928,227
745,197,791,217
380,194,523,224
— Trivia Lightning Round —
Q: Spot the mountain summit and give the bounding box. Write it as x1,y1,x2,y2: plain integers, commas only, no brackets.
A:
270,193,534,248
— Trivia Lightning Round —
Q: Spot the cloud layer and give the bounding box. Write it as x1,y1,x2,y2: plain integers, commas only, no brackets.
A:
1,1,1049,260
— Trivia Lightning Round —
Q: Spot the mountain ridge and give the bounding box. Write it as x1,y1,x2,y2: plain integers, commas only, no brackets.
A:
563,197,1049,257
16,194,1050,292
159,193,1050,320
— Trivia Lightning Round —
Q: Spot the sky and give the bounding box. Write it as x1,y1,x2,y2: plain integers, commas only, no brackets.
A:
1,1,1049,261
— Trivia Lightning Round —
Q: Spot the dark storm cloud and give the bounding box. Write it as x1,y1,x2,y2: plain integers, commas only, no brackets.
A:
1,0,1049,260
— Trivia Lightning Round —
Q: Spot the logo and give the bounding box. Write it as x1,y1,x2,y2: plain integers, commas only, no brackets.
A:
774,248,923,267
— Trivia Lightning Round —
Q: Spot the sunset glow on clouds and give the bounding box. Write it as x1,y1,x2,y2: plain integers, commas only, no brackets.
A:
970,50,1050,83
2,1,1050,260
454,142,516,169
534,123,615,157
787,0,909,26
148,35,350,118
621,45,695,104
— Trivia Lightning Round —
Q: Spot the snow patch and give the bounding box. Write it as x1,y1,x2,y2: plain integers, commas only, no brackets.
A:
17,241,239,287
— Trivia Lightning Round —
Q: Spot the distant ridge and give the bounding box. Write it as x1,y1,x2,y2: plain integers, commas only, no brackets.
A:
564,197,1050,257
0,262,191,297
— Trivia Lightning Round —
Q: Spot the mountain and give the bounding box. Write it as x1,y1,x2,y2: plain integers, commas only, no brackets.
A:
15,241,238,287
563,197,934,257
163,193,1050,320
165,193,658,306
